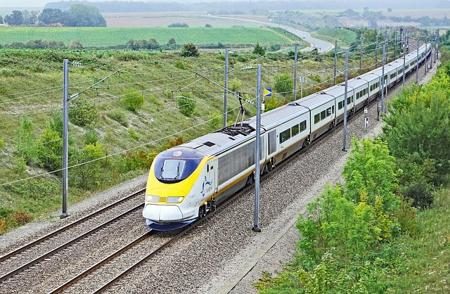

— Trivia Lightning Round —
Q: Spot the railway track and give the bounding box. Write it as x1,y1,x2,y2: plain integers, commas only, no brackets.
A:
0,188,145,283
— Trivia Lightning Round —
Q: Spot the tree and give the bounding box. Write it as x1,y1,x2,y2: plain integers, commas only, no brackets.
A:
181,43,199,57
274,74,293,96
63,4,106,27
253,42,265,56
167,38,177,49
38,8,64,25
4,10,24,26
21,10,38,25
0,15,4,24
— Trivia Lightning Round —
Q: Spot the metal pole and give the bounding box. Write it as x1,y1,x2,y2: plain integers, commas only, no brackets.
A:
342,50,349,152
416,39,420,83
61,59,69,218
300,76,304,98
425,41,428,74
375,32,379,67
223,48,229,127
252,64,262,233
381,39,386,114
333,40,337,84
359,35,363,71
293,44,298,99
402,33,406,88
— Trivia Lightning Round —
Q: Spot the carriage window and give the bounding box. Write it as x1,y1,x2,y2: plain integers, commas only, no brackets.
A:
338,101,344,110
300,120,307,132
292,124,299,136
314,113,320,123
279,129,291,144
327,107,332,116
332,106,335,113
321,110,326,120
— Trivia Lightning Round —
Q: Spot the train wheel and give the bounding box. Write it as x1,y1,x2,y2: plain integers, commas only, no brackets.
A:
246,173,255,186
198,205,207,219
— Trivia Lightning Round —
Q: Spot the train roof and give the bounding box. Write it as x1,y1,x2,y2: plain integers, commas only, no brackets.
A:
181,126,254,156
295,92,335,109
247,103,309,130
320,84,350,98
348,77,369,88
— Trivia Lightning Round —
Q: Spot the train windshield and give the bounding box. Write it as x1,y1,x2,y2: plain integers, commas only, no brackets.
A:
154,148,203,183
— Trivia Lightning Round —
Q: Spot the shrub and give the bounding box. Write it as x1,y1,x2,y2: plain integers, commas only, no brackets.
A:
16,117,38,165
121,90,144,112
84,129,99,145
108,110,128,127
70,98,98,127
175,60,186,70
36,127,62,171
168,22,188,27
12,211,32,225
274,74,293,96
128,129,140,141
253,42,265,56
72,143,107,189
229,78,242,92
181,43,199,57
177,94,196,117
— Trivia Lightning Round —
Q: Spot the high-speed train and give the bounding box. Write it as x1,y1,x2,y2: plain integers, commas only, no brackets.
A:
143,43,433,231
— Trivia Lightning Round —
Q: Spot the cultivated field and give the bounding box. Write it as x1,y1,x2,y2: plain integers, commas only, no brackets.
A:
0,26,296,47
104,12,269,27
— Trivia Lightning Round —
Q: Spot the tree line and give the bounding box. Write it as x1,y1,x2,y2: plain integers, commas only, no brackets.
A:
0,4,106,27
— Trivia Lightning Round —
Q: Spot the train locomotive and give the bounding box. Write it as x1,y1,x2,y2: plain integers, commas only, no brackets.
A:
143,43,432,231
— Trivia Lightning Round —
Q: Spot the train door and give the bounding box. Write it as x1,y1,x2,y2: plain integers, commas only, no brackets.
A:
205,159,218,198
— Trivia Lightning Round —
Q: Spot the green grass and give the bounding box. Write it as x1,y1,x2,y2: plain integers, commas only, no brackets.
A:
0,26,297,47
312,27,357,47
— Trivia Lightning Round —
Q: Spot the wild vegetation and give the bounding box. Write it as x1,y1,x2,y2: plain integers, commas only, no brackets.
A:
256,49,450,293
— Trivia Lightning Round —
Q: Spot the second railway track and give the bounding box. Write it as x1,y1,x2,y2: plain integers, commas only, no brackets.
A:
0,188,145,284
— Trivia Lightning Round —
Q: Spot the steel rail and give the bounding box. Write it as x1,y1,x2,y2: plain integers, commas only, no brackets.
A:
0,188,145,264
0,201,144,283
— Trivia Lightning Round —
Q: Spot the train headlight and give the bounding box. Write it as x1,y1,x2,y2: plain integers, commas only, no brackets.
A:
167,196,184,203
146,195,160,204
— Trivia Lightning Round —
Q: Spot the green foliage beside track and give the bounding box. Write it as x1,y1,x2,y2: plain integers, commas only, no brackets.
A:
257,55,450,293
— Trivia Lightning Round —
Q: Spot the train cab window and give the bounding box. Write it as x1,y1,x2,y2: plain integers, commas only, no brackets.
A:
292,124,299,136
279,129,291,144
154,148,203,183
321,110,326,120
314,113,320,124
300,121,307,132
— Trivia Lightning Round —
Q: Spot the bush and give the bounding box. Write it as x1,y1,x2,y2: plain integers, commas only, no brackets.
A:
168,22,188,27
11,211,32,225
175,60,187,70
274,74,293,96
253,42,265,56
70,98,98,127
72,143,107,189
229,78,242,92
177,94,196,117
181,43,199,57
121,90,144,112
36,127,62,171
16,117,38,165
108,110,128,127
84,129,99,145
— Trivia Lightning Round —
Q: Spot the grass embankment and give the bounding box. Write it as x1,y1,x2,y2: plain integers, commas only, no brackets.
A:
312,27,357,47
0,26,298,48
257,53,450,293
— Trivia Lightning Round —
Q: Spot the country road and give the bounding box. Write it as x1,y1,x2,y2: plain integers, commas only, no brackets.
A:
205,15,335,53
